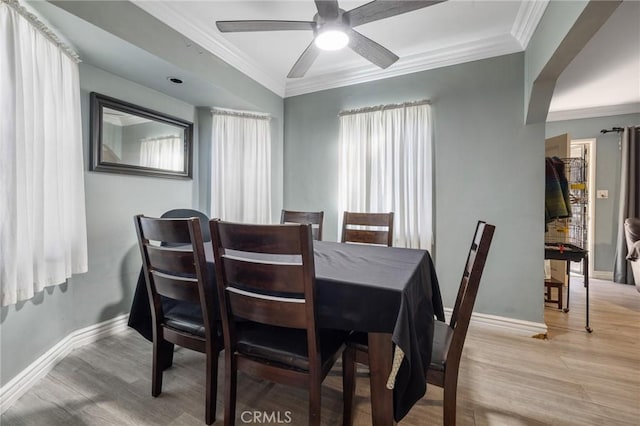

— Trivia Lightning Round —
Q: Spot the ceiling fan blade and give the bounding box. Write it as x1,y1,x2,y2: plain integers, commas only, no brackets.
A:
287,42,321,78
216,20,315,33
314,0,340,19
346,0,446,27
347,29,398,69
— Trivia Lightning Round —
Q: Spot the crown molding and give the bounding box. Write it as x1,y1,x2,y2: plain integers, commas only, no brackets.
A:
285,34,522,98
134,1,541,99
511,0,550,49
546,102,640,122
133,1,286,97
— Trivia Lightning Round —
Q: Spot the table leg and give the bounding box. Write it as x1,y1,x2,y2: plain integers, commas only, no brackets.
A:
563,260,571,313
368,332,396,426
584,254,592,333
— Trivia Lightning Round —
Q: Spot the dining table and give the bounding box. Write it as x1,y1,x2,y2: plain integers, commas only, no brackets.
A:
128,240,444,425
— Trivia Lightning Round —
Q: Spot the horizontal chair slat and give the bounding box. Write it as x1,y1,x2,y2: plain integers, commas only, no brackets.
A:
344,229,389,245
162,327,206,352
344,212,392,227
139,216,193,244
152,271,201,303
218,223,306,254
147,245,196,275
227,289,307,329
223,256,305,294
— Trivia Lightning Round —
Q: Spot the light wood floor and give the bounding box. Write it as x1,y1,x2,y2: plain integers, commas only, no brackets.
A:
3,278,639,425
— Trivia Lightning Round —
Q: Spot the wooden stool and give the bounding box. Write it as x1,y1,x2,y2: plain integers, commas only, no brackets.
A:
544,278,563,309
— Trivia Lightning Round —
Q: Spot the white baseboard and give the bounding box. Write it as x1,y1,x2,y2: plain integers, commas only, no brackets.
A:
444,308,548,336
592,271,613,281
0,314,129,414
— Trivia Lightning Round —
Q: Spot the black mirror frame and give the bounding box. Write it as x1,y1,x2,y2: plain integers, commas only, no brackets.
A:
90,92,193,179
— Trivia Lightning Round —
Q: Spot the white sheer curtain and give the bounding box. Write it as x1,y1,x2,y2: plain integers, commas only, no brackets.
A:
338,102,433,249
0,1,88,306
211,109,271,224
139,135,184,171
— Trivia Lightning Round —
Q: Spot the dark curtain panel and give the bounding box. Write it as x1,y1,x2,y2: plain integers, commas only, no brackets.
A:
614,126,640,284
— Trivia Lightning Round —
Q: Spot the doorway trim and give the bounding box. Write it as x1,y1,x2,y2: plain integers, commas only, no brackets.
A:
571,138,596,278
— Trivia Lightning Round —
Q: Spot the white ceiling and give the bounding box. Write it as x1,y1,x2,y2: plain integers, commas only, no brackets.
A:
28,0,640,120
133,0,546,97
547,0,640,121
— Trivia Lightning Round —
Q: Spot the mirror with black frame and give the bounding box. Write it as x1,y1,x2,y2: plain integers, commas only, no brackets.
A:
90,92,193,179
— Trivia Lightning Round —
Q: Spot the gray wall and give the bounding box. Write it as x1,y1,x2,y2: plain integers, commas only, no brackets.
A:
524,0,588,122
0,57,286,387
41,0,286,223
284,53,546,323
0,64,197,386
546,113,640,271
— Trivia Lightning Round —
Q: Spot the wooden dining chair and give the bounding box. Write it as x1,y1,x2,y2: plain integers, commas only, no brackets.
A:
341,212,394,246
210,220,348,426
281,209,324,240
343,220,495,426
161,208,211,242
134,215,223,425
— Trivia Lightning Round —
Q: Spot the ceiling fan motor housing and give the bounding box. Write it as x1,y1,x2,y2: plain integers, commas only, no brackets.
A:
312,9,350,36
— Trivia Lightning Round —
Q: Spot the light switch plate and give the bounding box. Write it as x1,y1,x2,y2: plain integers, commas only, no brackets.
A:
597,190,609,199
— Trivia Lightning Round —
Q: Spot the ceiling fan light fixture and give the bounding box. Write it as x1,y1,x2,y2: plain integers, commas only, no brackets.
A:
315,29,349,51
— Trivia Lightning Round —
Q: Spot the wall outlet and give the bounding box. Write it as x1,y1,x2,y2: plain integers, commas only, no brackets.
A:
597,190,609,199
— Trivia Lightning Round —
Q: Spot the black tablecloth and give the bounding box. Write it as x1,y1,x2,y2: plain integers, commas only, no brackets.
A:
128,241,444,421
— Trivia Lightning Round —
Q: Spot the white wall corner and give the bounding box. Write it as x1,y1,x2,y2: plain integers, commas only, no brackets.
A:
511,0,550,49
0,314,130,415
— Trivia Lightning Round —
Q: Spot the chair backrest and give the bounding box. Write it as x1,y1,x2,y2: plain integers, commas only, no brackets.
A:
281,209,324,240
134,215,217,338
341,212,394,246
447,221,495,361
210,221,320,359
161,208,211,242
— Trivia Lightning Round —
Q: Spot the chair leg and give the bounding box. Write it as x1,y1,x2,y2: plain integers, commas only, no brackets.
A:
442,371,458,426
159,340,175,371
205,348,219,425
152,339,171,397
557,284,563,310
224,353,237,426
309,372,322,426
342,348,355,426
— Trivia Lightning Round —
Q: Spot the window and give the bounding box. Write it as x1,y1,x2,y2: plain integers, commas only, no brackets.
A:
210,108,271,223
1,1,88,306
338,101,433,249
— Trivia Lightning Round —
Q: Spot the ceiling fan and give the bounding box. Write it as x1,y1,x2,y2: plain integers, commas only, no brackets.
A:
216,0,446,78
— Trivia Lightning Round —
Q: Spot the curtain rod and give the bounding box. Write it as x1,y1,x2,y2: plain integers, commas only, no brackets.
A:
3,0,81,63
211,107,271,120
339,99,431,117
600,126,640,134
600,127,624,134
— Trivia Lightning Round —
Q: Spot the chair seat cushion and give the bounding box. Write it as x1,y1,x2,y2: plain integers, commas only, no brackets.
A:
163,303,214,338
430,320,454,371
346,331,369,352
236,322,348,371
